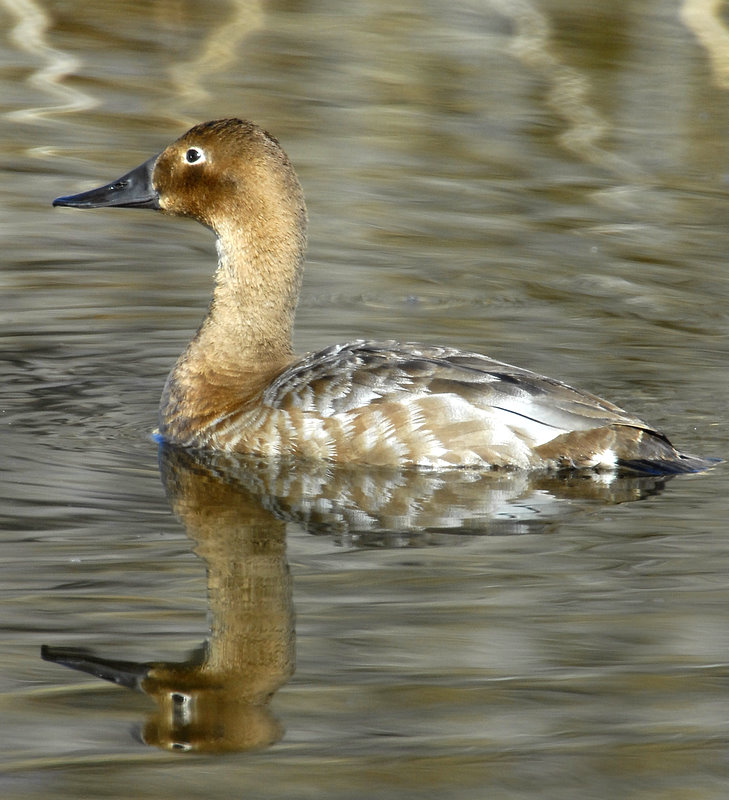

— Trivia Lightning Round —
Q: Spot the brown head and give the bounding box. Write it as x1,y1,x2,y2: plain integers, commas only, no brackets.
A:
54,119,308,365
53,117,307,243
154,120,307,241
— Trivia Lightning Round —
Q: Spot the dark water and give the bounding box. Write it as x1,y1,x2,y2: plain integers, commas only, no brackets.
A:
2,0,729,797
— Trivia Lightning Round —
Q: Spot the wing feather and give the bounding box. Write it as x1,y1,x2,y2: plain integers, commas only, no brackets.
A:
263,340,650,434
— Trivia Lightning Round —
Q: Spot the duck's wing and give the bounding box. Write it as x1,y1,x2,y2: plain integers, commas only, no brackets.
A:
262,340,711,473
264,340,641,427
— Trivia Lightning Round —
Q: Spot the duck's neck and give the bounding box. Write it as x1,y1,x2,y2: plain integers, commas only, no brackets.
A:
203,223,303,367
159,214,306,441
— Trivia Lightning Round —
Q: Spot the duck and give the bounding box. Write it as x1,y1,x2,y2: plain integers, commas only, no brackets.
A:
53,118,714,474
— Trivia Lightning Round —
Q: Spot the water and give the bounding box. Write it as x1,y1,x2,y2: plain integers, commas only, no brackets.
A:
2,0,729,797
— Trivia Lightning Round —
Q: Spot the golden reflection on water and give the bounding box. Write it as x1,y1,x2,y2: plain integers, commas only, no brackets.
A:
2,0,729,794
46,445,295,754
496,0,644,180
164,0,263,126
42,444,671,753
682,0,729,89
4,0,95,122
3,0,266,135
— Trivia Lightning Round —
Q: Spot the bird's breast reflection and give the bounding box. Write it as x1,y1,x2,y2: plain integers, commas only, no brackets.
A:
42,446,670,752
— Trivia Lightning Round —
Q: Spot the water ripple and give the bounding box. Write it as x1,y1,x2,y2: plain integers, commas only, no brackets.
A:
3,0,96,123
164,0,263,124
681,0,729,88
494,0,647,182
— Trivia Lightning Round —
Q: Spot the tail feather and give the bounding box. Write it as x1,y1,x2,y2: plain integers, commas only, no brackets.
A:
615,426,720,475
536,424,719,476
618,452,720,476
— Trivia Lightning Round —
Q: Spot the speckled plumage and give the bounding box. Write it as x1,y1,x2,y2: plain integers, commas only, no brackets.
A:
54,119,714,474
157,338,705,472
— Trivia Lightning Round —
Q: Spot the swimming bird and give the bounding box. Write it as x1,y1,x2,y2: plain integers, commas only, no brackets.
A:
53,119,713,473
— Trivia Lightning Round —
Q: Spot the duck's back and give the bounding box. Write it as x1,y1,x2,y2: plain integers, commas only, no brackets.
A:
195,340,709,474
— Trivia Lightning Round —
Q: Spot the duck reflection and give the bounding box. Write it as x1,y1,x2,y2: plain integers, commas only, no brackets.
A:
42,445,671,752
44,445,295,753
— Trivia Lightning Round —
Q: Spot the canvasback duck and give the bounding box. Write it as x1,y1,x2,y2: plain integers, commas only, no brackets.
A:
54,119,713,473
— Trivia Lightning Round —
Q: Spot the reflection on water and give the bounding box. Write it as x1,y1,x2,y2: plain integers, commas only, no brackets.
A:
165,447,677,544
2,0,729,796
45,446,294,753
4,0,94,122
682,0,729,90
42,443,673,753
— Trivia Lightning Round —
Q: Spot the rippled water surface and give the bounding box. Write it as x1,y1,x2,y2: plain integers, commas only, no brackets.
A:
3,0,729,797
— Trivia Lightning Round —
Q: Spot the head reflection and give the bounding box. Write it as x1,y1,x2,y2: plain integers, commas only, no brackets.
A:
43,445,669,752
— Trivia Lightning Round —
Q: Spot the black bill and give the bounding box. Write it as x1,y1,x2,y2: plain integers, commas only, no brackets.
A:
53,153,160,210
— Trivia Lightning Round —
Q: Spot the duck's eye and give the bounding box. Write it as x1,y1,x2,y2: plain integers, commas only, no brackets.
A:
185,147,205,164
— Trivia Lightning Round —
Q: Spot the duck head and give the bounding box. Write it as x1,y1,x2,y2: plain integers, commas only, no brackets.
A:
54,119,308,365
53,119,306,382
53,118,307,240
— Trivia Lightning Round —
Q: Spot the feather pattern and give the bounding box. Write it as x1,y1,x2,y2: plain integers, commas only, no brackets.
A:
53,119,715,475
170,339,707,473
